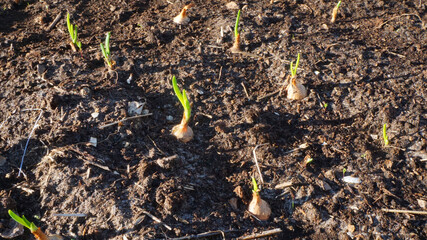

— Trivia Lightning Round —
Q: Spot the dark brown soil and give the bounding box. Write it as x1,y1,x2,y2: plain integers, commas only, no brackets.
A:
0,0,426,239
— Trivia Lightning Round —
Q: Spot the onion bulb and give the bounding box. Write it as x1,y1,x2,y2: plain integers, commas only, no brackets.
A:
173,3,194,25
229,33,241,53
248,191,271,221
172,122,193,143
286,77,307,100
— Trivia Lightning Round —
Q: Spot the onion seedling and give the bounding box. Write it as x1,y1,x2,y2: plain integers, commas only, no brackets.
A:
230,9,241,53
331,1,342,23
100,32,115,69
248,177,271,221
66,12,82,52
173,3,195,25
171,75,193,143
383,123,389,146
286,53,307,100
8,210,49,240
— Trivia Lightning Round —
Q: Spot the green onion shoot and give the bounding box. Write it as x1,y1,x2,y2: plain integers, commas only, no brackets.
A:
8,210,49,240
66,12,82,52
100,32,114,69
383,123,389,146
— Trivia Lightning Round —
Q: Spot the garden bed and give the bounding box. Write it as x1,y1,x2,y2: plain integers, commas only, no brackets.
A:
0,0,426,239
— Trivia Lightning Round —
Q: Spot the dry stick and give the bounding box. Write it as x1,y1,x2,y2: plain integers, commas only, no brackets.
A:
376,13,424,29
71,148,118,174
18,109,43,177
241,82,251,100
170,230,236,240
141,209,172,231
381,208,427,215
46,11,63,32
99,113,153,129
238,228,282,240
217,66,223,82
257,89,280,101
253,143,268,187
52,213,87,217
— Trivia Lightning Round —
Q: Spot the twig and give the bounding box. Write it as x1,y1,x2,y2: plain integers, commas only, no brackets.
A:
284,143,309,154
46,11,63,32
257,89,280,101
206,45,224,49
238,228,282,240
217,66,223,82
71,148,119,174
141,209,172,231
376,13,425,29
169,230,237,240
18,109,43,177
148,135,166,156
241,82,251,100
52,213,87,217
253,143,268,187
381,208,427,215
99,113,152,129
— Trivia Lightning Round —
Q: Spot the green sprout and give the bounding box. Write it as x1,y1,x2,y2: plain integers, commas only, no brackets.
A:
383,123,389,146
234,10,241,38
331,1,342,23
251,177,259,194
66,12,82,51
290,53,301,78
172,75,191,124
8,210,38,232
342,168,347,177
100,32,113,68
336,0,342,9
305,157,314,165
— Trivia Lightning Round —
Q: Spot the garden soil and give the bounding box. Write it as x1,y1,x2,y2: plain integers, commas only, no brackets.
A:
0,0,426,239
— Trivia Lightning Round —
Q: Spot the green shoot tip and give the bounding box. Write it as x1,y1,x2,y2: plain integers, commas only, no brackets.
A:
383,123,389,146
290,53,301,77
234,9,241,37
251,177,259,194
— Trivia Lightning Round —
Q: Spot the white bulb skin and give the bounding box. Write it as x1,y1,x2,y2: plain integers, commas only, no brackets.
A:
248,193,271,221
287,78,307,100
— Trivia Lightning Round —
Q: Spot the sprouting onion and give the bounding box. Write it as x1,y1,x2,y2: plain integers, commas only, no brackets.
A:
66,12,82,52
230,10,242,53
171,75,193,143
248,177,271,221
287,53,307,100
